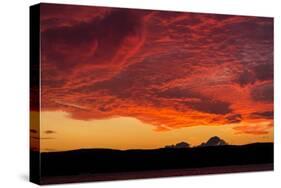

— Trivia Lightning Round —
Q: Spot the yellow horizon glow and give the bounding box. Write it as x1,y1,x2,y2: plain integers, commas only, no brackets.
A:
35,111,273,152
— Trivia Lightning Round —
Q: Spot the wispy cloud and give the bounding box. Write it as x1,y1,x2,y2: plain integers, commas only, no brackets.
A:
40,4,273,133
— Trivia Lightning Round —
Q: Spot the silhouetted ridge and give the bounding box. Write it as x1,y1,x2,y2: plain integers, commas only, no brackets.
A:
37,142,273,184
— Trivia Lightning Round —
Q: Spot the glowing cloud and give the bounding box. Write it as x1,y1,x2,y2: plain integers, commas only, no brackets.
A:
40,4,273,134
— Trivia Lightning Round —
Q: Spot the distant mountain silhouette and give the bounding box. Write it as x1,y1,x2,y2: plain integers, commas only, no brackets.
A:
198,136,227,147
164,141,190,149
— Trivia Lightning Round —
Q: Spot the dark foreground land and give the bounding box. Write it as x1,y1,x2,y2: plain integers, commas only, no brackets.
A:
31,143,273,184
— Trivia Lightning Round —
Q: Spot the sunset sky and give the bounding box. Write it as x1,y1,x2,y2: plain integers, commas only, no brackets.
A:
31,3,273,152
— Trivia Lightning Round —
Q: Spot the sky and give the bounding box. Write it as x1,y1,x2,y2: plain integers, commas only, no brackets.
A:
31,3,273,152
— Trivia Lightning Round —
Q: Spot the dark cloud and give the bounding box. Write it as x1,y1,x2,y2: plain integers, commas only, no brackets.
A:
221,18,273,42
40,3,110,31
226,114,242,124
45,130,56,134
254,63,273,81
189,99,231,115
251,82,273,102
157,88,197,99
250,111,273,119
157,87,232,115
235,63,273,87
42,8,145,70
235,69,256,86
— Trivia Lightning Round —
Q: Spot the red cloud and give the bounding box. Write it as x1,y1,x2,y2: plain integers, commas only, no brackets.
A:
39,4,274,133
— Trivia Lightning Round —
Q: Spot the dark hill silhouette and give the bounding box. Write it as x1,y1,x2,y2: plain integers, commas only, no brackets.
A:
31,142,273,184
199,136,228,147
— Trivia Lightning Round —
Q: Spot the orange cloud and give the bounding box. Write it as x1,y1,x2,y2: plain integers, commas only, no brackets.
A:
39,4,273,133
